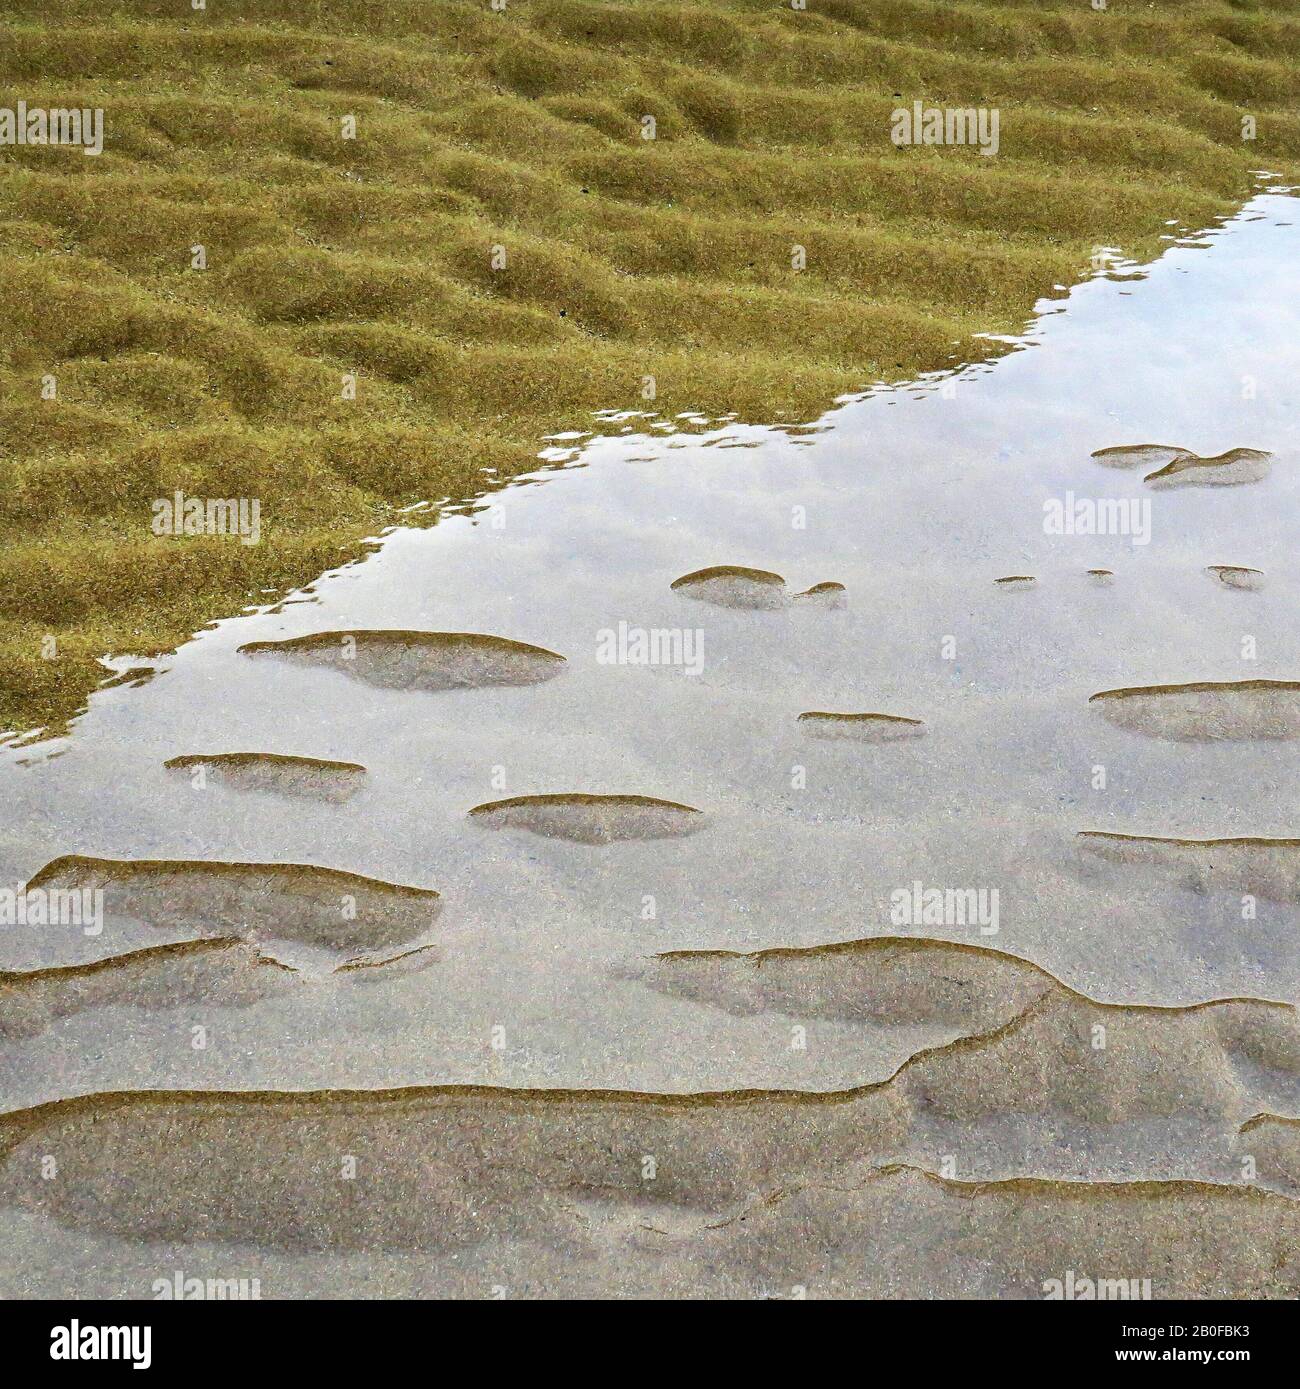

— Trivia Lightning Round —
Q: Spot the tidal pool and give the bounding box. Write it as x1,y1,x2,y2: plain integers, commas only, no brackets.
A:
1,189,1298,1298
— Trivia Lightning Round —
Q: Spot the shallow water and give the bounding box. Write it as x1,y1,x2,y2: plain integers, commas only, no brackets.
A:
2,190,1299,1297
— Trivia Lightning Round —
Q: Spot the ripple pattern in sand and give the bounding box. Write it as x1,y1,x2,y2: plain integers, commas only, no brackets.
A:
670,566,844,610
238,630,566,691
164,752,366,802
24,855,441,966
1090,679,1300,741
798,711,926,741
468,793,704,844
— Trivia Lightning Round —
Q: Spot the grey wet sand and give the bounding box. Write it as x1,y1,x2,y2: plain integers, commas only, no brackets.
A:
2,1105,1294,1300
4,938,1298,1276
2,954,1298,1296
627,936,1300,1177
